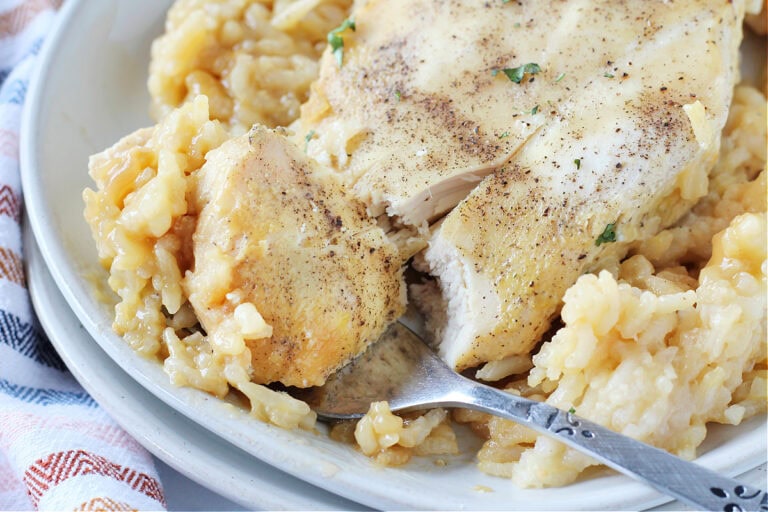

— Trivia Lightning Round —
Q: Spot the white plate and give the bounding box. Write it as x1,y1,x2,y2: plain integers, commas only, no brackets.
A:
23,222,364,511
20,0,768,510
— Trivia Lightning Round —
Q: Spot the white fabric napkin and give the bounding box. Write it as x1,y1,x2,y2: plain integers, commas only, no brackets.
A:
0,1,166,509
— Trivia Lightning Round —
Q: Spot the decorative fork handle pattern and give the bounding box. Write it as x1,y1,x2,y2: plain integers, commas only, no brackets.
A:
466,385,768,512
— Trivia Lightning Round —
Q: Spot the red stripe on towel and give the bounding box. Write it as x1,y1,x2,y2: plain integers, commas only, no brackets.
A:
23,450,166,508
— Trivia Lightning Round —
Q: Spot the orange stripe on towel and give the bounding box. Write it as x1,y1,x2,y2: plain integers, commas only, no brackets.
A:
0,246,24,286
77,497,138,512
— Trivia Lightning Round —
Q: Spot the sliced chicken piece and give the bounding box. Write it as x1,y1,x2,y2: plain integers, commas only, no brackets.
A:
420,0,746,370
185,126,405,387
298,0,665,230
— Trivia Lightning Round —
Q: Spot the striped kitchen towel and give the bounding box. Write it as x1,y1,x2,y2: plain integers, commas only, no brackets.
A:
0,1,166,510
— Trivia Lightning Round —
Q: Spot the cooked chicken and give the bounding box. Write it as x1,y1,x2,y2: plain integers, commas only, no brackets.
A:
417,1,747,370
299,0,623,230
185,126,405,387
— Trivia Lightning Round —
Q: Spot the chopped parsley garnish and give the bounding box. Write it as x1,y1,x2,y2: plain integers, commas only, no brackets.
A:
604,72,615,78
574,158,581,169
568,407,576,414
304,130,316,152
555,72,566,83
503,0,513,3
498,131,510,139
595,223,617,246
529,105,539,115
394,90,402,101
327,18,356,67
495,62,542,84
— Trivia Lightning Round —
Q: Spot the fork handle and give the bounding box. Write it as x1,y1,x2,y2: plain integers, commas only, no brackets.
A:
463,385,767,512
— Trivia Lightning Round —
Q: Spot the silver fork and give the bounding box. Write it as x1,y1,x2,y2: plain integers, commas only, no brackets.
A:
294,323,767,512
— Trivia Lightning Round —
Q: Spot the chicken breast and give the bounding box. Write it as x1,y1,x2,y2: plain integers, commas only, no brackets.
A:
420,1,746,370
185,126,405,387
299,0,654,231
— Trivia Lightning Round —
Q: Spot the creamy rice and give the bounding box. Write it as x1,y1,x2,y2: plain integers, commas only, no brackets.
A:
84,96,228,357
149,0,351,134
330,403,459,466
84,0,767,489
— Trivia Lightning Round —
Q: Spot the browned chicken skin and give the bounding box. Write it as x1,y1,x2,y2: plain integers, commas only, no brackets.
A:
186,126,405,387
